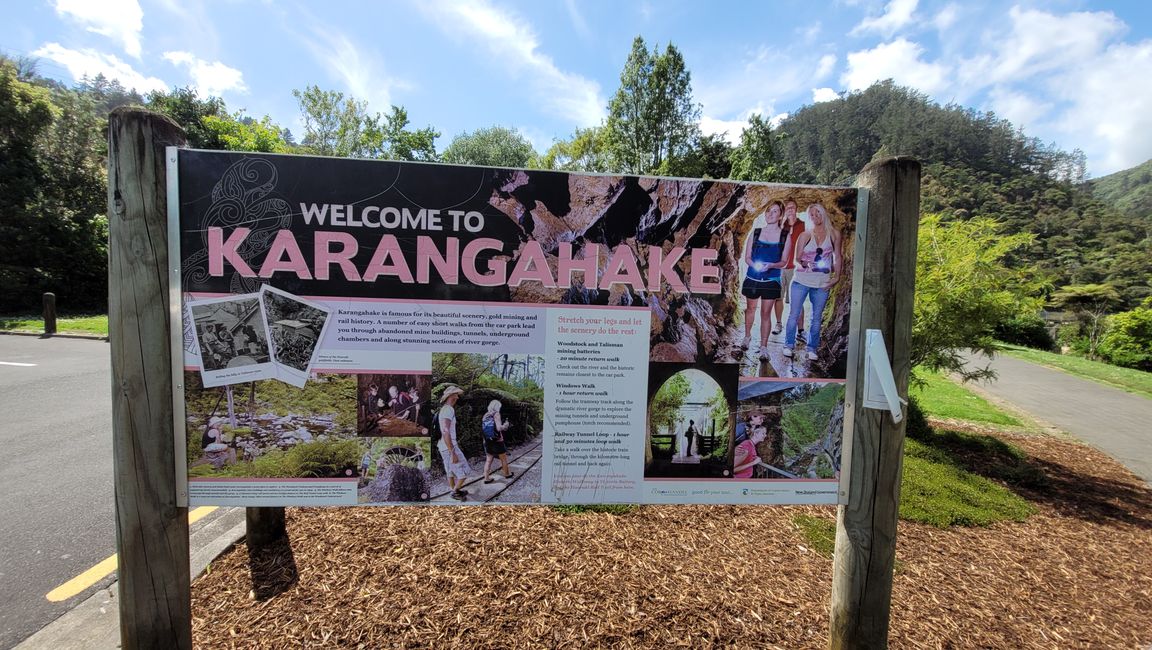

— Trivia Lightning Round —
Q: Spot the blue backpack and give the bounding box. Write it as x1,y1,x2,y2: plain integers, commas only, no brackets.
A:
482,415,498,440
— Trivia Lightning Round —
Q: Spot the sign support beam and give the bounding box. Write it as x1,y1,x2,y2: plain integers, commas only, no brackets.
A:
108,108,192,649
829,157,922,650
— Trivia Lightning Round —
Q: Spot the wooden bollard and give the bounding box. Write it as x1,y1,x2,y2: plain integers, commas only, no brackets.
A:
43,292,57,335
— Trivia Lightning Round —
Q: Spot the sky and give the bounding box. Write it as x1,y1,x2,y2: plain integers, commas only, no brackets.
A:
3,0,1151,177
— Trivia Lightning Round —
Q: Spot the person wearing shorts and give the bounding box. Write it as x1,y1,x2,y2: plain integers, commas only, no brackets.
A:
481,400,514,484
437,386,470,500
742,201,794,360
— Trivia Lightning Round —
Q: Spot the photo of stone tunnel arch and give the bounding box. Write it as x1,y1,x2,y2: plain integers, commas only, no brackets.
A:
643,362,738,479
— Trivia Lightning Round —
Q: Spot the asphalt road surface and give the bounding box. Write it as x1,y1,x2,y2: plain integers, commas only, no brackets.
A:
973,351,1152,485
0,335,118,648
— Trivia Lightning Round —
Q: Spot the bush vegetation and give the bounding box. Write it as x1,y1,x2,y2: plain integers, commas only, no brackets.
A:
191,439,361,479
1097,298,1152,371
993,315,1055,351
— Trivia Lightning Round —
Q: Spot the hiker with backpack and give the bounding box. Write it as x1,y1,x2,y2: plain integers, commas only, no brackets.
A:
481,399,514,484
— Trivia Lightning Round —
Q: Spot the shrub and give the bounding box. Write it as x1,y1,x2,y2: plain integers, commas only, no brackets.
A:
900,437,1035,527
186,424,204,466
994,314,1055,350
289,439,361,478
551,504,638,515
913,214,1046,381
1097,299,1152,371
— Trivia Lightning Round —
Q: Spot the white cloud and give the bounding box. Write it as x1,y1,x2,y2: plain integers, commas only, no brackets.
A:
816,54,836,79
697,46,823,119
961,6,1125,89
700,108,788,146
563,0,591,40
300,25,403,114
1050,40,1152,173
812,87,840,103
700,115,746,145
32,43,167,93
163,51,246,97
419,0,605,126
850,0,919,37
986,87,1049,130
933,4,958,33
842,38,949,95
798,21,822,43
940,6,1149,174
52,0,144,58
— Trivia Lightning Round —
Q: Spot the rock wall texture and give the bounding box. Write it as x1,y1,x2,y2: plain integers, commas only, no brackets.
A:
489,170,858,365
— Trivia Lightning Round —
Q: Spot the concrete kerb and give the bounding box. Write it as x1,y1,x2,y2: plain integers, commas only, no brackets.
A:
0,331,109,342
15,507,247,650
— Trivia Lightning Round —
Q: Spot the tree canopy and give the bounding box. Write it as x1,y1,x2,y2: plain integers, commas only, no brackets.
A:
292,86,438,161
441,126,535,168
605,36,700,175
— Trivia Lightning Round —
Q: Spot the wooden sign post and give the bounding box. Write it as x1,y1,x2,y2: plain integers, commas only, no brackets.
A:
108,108,192,649
829,157,922,649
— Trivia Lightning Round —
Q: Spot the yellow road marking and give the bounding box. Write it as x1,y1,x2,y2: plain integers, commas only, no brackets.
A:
45,506,217,602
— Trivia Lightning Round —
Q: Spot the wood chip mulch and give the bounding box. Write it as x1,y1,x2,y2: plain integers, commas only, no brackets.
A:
191,432,1152,649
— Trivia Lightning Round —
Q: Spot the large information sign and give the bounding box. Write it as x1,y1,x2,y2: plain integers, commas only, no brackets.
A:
171,150,863,506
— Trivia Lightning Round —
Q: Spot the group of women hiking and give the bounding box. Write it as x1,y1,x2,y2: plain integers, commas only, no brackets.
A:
741,198,842,364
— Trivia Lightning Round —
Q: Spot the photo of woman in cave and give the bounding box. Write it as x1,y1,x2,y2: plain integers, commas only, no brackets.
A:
735,192,856,381
740,200,794,359
784,201,843,363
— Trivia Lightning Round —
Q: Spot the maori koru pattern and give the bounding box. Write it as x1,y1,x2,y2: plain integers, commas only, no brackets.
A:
182,158,292,355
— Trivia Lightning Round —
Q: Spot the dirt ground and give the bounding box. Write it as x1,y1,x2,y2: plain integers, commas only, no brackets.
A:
191,431,1152,649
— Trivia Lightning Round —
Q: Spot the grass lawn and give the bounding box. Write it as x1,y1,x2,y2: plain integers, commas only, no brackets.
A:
0,314,108,335
909,371,1022,427
998,343,1152,399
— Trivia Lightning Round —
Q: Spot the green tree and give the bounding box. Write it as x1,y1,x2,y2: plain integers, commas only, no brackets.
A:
913,214,1046,381
1049,283,1124,359
292,85,371,157
537,126,612,172
672,133,733,179
646,373,690,465
367,105,439,162
605,36,701,175
728,114,789,182
441,126,535,168
0,58,58,308
146,87,226,149
1097,298,1152,371
293,87,438,161
649,374,690,435
202,112,291,153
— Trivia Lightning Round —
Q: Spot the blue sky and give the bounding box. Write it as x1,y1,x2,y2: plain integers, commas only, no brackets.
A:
3,0,1151,177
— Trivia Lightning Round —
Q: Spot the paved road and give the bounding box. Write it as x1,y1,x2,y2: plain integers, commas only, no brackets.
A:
0,335,242,649
0,335,117,649
975,352,1152,485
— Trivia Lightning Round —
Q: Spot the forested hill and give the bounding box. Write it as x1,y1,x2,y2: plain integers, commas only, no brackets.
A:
1090,158,1152,222
774,82,1152,307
